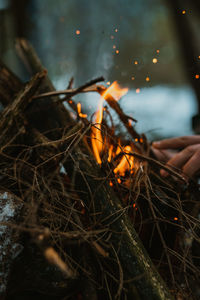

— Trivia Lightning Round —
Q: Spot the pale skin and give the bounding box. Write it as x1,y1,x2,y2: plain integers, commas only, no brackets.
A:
152,135,200,179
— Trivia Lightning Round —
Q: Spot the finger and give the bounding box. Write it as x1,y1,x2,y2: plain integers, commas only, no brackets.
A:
151,148,175,162
152,135,200,150
182,150,200,177
160,147,194,177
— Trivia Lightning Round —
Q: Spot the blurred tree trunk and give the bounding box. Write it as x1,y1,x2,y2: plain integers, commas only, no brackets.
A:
167,0,200,132
9,0,30,38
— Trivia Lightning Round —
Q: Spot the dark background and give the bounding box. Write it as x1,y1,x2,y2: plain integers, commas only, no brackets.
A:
0,0,200,139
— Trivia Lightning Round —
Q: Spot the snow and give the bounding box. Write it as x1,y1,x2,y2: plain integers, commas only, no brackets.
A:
0,192,23,293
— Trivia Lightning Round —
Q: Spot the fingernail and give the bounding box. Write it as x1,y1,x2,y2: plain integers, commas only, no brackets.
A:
152,141,160,147
160,169,168,177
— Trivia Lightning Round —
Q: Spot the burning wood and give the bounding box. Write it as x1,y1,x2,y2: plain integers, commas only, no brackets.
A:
0,39,200,300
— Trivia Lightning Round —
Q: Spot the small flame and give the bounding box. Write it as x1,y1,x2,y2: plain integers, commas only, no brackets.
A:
108,145,113,162
114,145,134,176
77,102,87,118
91,82,128,164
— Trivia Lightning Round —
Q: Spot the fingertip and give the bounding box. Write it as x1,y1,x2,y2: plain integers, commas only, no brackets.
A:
152,141,161,148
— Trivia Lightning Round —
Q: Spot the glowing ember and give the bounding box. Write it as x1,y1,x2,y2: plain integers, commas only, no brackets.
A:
136,88,140,94
115,29,118,32
113,45,116,49
134,61,138,65
114,145,134,176
156,49,160,54
76,30,80,35
146,76,150,82
77,102,87,118
116,50,119,54
174,217,178,221
128,119,132,127
91,82,128,165
152,58,158,64
182,10,186,14
195,74,200,79
108,145,113,162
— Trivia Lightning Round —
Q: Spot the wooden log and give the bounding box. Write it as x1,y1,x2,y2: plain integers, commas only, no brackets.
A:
15,38,74,140
0,60,23,106
0,70,46,151
62,151,173,300
0,44,173,299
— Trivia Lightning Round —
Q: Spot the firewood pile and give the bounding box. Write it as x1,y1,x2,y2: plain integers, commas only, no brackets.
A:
0,39,200,300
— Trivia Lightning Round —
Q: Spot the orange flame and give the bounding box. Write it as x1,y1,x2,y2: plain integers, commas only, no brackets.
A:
114,145,134,176
77,102,87,118
91,81,128,164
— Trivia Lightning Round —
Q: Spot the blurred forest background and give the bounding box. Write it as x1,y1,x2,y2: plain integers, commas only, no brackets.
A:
0,0,200,139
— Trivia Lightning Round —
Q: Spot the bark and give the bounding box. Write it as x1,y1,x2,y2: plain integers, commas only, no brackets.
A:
0,60,23,106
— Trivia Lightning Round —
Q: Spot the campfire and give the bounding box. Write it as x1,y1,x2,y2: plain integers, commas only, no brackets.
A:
0,39,200,300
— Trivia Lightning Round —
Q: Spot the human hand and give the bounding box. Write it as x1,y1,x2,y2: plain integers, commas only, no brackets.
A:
152,135,200,178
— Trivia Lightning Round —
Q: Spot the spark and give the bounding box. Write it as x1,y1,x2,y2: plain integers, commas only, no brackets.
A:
136,88,140,94
128,119,132,127
195,74,200,79
146,76,150,82
156,49,160,54
134,60,138,65
182,10,186,14
76,30,80,35
107,81,111,85
139,138,143,143
116,50,119,54
174,217,178,221
152,58,158,64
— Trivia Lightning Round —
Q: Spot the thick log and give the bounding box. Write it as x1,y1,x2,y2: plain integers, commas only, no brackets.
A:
15,38,74,139
62,151,173,300
0,60,23,106
0,70,46,151
0,43,173,299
